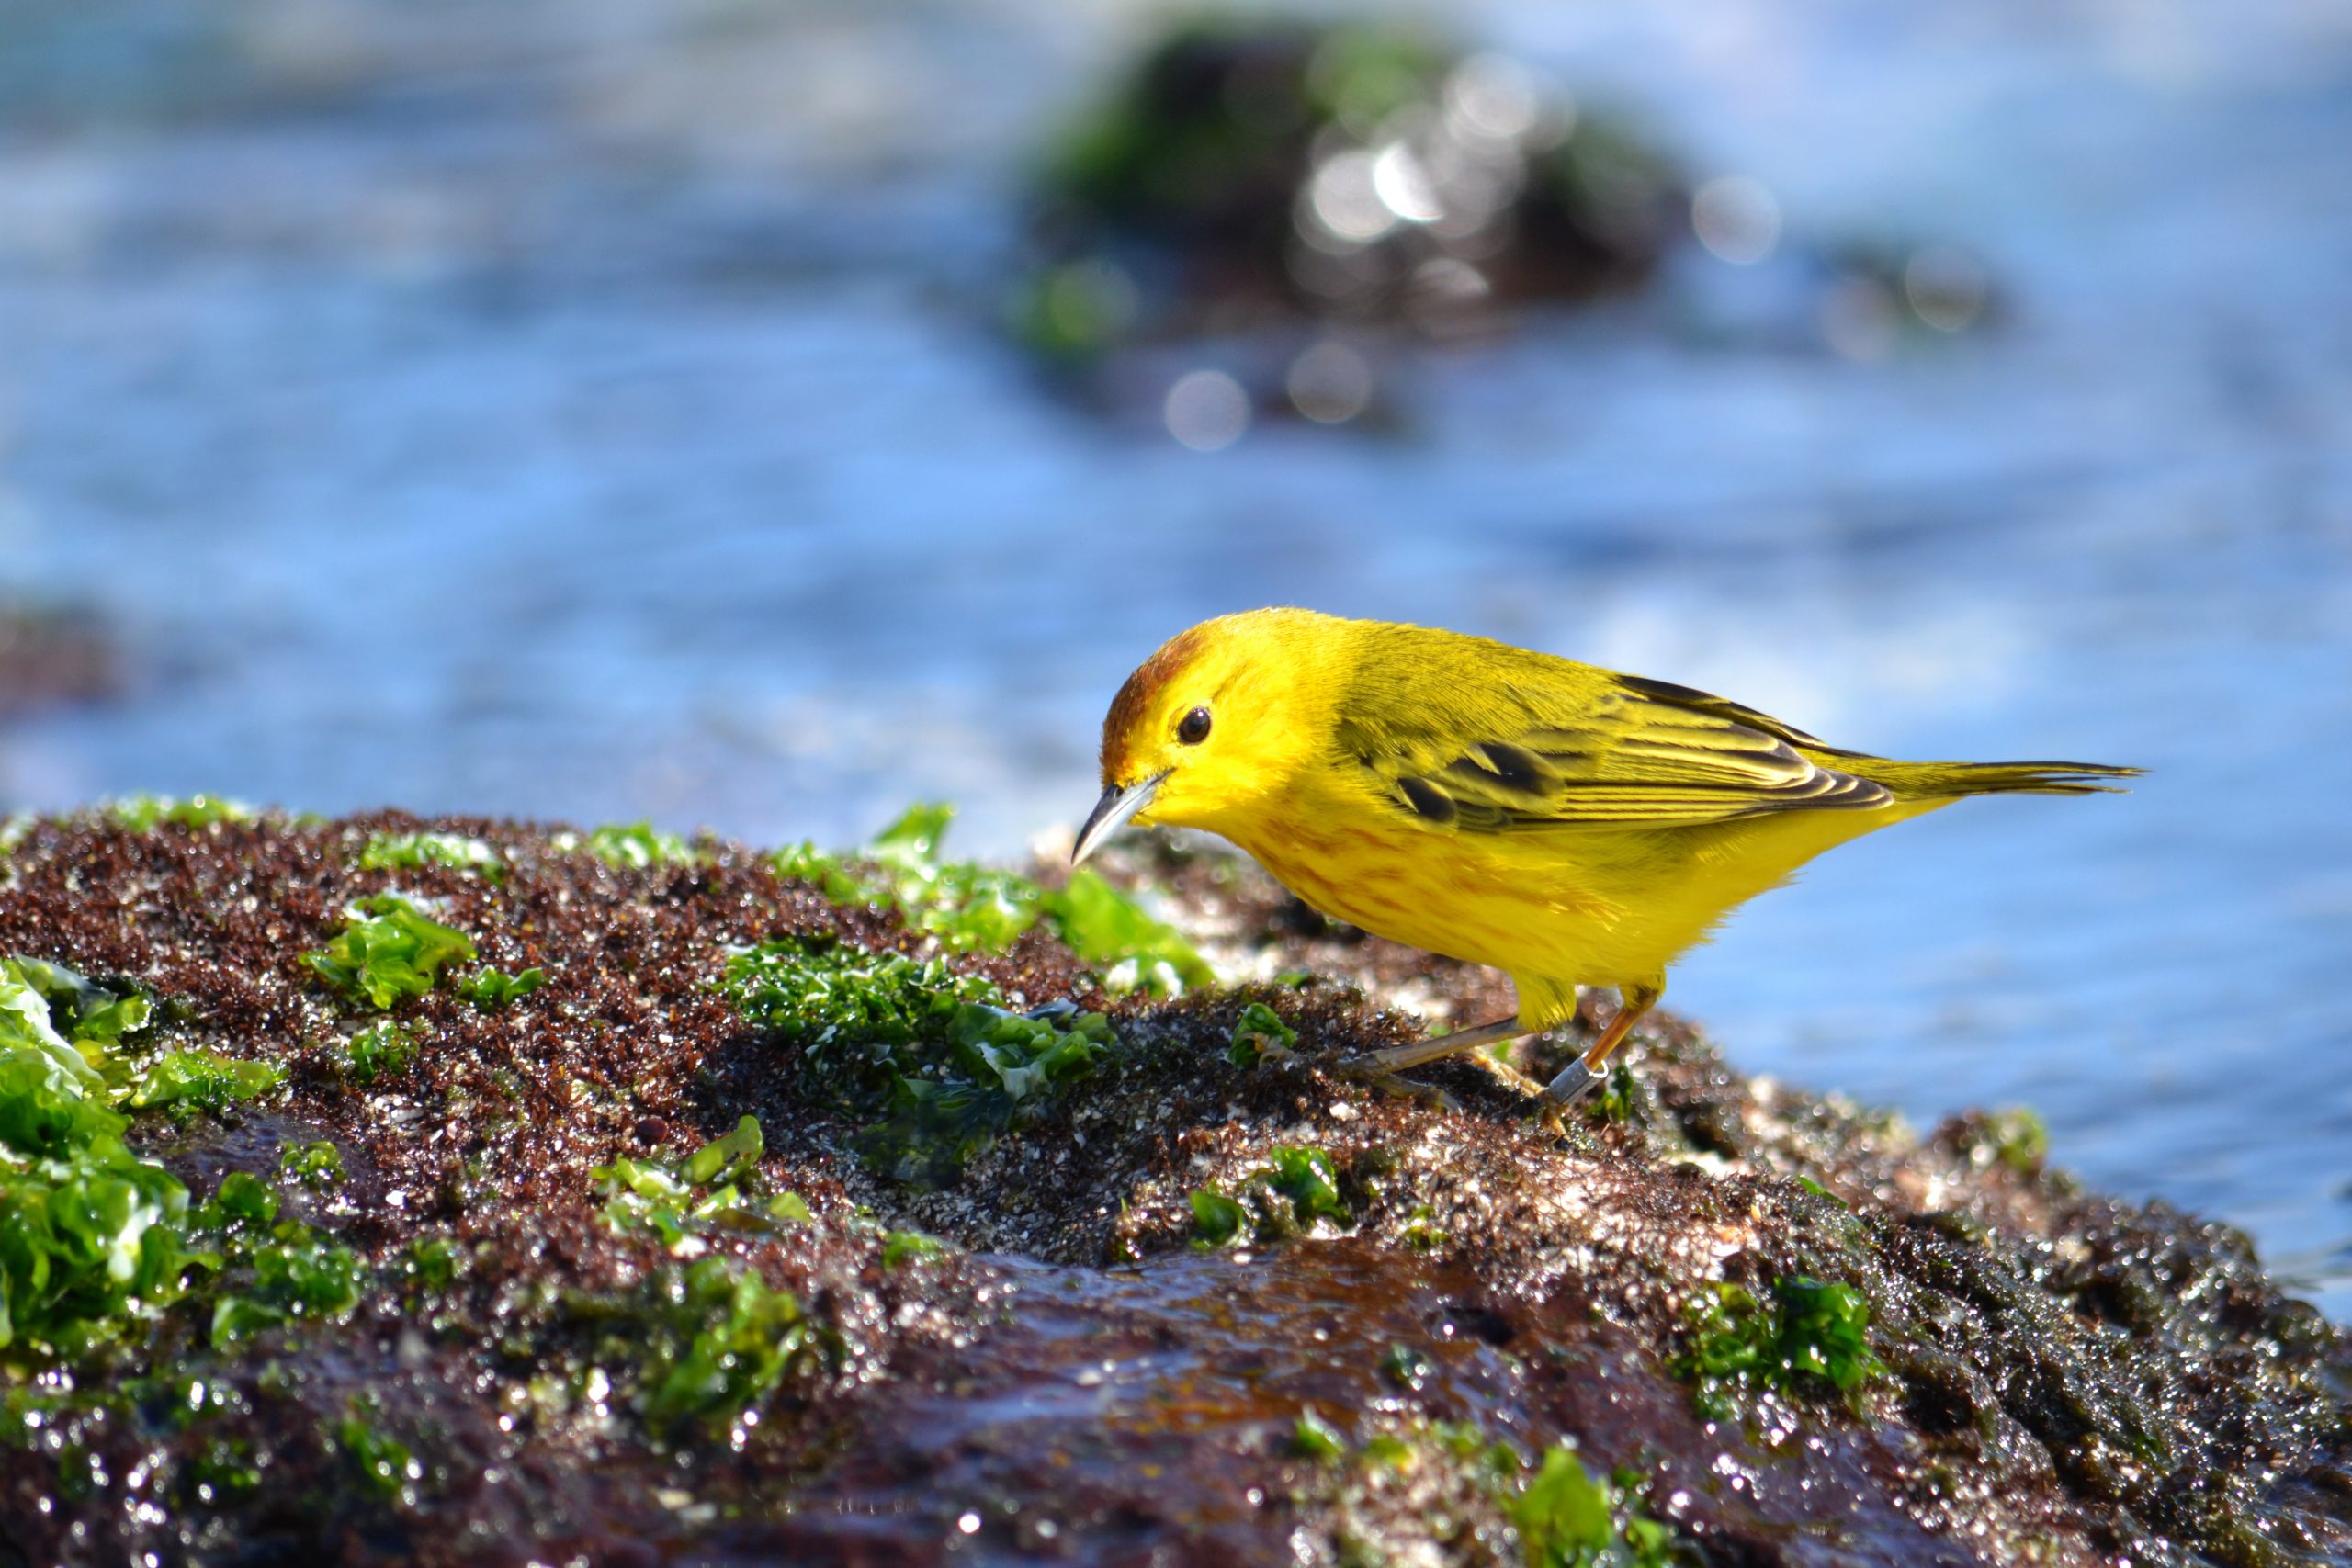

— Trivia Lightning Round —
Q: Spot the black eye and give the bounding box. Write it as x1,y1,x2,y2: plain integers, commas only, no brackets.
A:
1176,706,1212,745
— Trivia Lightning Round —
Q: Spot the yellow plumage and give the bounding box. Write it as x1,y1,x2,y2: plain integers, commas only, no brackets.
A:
1075,607,2135,1110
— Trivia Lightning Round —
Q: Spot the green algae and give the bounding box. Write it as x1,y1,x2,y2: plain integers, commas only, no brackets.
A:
0,1068,189,1354
774,803,1213,993
356,830,504,880
1676,1275,1883,1423
1792,1175,1849,1207
1398,1203,1447,1251
1590,1062,1646,1126
720,934,1114,1187
127,1049,283,1113
593,1115,808,1251
104,795,254,832
1293,1407,1349,1460
1189,1189,1249,1247
1263,1145,1350,1226
1190,1145,1357,1246
2,973,109,1098
401,1235,462,1294
277,1141,344,1190
455,964,547,1010
631,1258,824,1435
304,897,476,1009
722,934,1001,1046
1011,258,1139,364
1039,18,1447,243
1378,1342,1433,1393
182,1434,263,1507
572,1126,838,1437
2,956,164,1111
0,958,353,1367
881,1229,948,1269
336,1401,423,1505
1226,1001,1298,1066
681,1113,763,1187
778,803,1043,953
1049,863,1215,994
580,1120,837,1438
1308,1416,1682,1568
556,821,697,870
857,999,1114,1186
1510,1447,1679,1568
0,965,190,1355
5,956,153,1055
201,1176,365,1348
0,947,360,1406
1511,1445,1613,1566
342,1020,420,1087
1972,1107,2050,1174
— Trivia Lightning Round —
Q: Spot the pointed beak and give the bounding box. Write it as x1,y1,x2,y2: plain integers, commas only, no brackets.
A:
1072,773,1167,866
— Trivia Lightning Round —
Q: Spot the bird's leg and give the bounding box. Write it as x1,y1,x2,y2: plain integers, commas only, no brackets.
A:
1342,1015,1527,1073
1339,1016,1553,1100
1537,981,1663,1125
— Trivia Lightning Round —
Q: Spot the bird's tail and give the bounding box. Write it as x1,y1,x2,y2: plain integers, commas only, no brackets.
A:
1859,758,2143,799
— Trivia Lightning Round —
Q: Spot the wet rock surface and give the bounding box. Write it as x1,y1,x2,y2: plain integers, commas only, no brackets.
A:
0,604,120,721
0,812,2344,1566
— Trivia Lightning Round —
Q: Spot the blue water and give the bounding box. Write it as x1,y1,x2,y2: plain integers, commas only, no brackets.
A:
0,1,2346,1313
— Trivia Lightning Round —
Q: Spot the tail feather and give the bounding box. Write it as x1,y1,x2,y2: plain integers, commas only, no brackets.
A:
1860,758,2143,799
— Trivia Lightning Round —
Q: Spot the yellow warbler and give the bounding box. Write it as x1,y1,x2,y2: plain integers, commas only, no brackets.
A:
1074,607,2136,1117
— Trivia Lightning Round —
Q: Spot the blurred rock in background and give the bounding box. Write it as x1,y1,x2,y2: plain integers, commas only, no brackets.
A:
1014,18,1682,424
1012,16,1996,430
0,601,119,720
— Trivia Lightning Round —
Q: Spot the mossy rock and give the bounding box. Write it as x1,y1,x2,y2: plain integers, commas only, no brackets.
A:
0,808,2343,1565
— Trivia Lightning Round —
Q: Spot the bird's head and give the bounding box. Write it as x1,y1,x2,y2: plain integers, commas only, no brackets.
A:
1073,607,1343,863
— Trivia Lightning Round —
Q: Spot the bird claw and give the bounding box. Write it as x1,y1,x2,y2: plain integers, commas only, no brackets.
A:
1466,1049,1550,1100
1533,1060,1609,1133
1336,1056,1463,1113
1339,1043,1609,1126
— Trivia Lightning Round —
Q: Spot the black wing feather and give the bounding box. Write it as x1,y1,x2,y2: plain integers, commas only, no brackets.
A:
1343,672,1892,832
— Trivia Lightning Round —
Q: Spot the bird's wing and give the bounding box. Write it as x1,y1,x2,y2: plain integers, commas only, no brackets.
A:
1338,671,1892,831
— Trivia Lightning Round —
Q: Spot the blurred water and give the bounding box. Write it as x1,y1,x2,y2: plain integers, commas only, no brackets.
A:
0,0,2346,1313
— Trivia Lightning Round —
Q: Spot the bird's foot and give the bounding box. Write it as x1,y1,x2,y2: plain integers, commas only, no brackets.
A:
1335,1057,1463,1114
1466,1048,1551,1100
1533,1059,1610,1134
